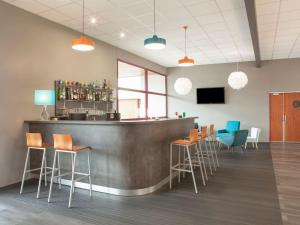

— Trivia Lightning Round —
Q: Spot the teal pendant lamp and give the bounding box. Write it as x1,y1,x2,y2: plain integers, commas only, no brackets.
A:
144,0,166,50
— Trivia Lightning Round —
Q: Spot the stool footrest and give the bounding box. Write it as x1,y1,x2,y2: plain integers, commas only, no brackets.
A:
75,174,90,182
171,167,192,173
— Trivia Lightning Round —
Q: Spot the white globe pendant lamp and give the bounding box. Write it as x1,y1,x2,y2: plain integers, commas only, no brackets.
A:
174,77,192,95
228,63,248,90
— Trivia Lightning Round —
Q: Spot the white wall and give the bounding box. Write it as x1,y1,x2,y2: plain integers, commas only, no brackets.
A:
167,59,300,142
0,1,165,188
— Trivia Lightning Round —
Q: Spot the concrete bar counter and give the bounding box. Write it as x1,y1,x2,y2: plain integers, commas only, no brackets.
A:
25,117,196,196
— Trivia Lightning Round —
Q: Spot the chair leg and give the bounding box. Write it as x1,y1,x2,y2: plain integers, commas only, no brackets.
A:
57,152,62,189
211,137,219,168
186,146,198,194
37,148,46,199
204,141,213,175
88,150,92,197
71,154,75,194
178,146,181,183
195,144,206,186
198,141,208,181
169,144,172,190
20,148,30,194
207,140,216,171
69,153,77,208
48,151,57,203
245,141,248,149
183,147,186,178
44,153,47,187
256,142,258,150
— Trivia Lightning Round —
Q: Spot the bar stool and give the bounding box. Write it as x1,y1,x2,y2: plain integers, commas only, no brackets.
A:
20,133,56,199
170,129,206,193
48,134,92,208
208,124,219,168
200,126,216,173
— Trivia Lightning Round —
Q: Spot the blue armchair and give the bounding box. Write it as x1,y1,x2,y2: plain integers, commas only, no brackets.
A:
218,130,249,150
217,121,240,138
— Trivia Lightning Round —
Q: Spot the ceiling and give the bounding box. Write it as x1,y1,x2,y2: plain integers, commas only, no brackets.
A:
256,0,300,60
2,0,300,67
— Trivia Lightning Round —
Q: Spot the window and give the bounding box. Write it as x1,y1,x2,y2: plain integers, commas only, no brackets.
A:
117,60,167,120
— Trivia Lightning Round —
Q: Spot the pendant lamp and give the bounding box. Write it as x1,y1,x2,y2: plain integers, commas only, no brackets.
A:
178,26,195,66
174,77,193,95
72,0,95,51
228,63,248,90
144,0,166,50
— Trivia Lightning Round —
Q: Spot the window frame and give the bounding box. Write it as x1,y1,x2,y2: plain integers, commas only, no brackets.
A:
117,59,168,120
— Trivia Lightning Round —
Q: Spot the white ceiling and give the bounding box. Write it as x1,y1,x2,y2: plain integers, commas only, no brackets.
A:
2,0,300,67
256,0,300,60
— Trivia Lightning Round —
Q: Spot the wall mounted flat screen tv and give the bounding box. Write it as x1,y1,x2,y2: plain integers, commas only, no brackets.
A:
197,87,225,104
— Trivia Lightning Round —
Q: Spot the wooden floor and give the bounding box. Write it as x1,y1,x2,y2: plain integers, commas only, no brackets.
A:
271,143,300,225
0,144,283,225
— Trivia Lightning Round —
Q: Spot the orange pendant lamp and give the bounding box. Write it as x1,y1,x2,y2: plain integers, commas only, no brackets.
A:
178,26,194,67
72,0,95,51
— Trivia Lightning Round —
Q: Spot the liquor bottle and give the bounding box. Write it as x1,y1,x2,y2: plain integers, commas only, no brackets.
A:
62,85,66,100
102,79,108,89
57,80,62,101
70,86,73,100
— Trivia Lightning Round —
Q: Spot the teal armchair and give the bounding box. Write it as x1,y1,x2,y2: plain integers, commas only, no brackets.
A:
217,121,240,138
218,130,249,150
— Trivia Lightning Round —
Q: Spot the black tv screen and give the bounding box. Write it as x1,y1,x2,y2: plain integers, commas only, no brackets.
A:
197,87,225,104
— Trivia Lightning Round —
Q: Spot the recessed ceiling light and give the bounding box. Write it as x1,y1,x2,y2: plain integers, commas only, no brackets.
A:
91,17,97,24
120,32,125,38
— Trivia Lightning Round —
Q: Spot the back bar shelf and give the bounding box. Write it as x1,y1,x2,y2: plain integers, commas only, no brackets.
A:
55,80,115,120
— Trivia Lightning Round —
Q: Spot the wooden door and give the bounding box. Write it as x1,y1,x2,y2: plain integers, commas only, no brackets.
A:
284,93,300,142
270,93,284,142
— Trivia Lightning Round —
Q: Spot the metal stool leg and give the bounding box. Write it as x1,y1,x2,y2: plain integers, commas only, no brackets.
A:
69,152,77,208
183,147,186,178
178,146,181,183
88,150,92,197
204,140,213,175
208,140,216,171
212,136,219,168
20,148,30,194
48,151,57,203
186,146,198,194
195,144,206,186
169,144,173,189
37,148,46,199
57,152,62,189
71,154,75,194
198,141,208,181
44,153,47,187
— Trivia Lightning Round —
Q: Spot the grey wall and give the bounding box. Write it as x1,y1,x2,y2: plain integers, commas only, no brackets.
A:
167,59,300,142
0,1,165,188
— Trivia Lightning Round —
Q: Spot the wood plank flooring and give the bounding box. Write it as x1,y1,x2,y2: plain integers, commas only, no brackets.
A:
271,143,300,225
0,144,283,225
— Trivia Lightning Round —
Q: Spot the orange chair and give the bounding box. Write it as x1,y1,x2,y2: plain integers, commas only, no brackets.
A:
170,129,206,193
48,134,92,208
20,133,54,198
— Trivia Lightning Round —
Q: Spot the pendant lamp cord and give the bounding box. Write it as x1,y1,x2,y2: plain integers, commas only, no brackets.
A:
82,0,85,35
184,26,187,57
153,0,156,35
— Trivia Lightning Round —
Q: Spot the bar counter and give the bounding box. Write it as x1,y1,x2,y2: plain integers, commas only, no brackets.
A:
25,117,196,196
